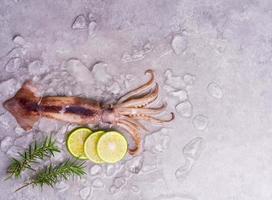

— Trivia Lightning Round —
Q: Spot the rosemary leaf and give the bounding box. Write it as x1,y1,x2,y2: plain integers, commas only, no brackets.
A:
7,136,60,178
16,159,86,192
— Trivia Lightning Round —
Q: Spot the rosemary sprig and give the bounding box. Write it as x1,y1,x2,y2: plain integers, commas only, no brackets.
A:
16,159,86,192
7,136,60,178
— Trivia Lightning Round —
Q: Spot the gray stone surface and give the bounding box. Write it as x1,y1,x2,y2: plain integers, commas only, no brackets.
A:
0,0,272,199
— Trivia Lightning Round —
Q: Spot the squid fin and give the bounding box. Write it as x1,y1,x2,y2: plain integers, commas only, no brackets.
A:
3,81,40,131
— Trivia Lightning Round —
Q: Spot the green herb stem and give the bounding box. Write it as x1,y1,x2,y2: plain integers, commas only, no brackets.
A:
16,159,86,192
7,136,60,178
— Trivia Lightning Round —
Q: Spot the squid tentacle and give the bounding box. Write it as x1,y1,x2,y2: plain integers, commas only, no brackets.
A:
132,112,175,125
116,83,159,108
117,120,142,155
117,69,155,103
118,103,167,116
119,116,148,132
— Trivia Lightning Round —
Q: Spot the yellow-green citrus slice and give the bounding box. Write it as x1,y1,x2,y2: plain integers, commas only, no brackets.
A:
67,127,92,159
97,131,128,163
84,131,105,164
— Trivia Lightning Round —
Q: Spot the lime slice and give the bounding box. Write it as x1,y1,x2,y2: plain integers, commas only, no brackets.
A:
84,131,105,164
67,127,92,159
97,131,128,163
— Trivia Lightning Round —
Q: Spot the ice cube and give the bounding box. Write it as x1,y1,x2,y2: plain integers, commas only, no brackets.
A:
171,89,188,101
171,35,188,54
207,82,223,99
14,133,33,148
92,178,104,188
28,60,48,76
12,35,26,46
0,136,14,152
88,21,97,37
6,145,23,158
91,62,112,83
109,185,119,194
145,129,171,153
72,15,88,30
143,42,153,53
125,155,144,174
14,126,25,136
175,158,194,182
131,50,145,61
142,151,158,173
183,137,204,160
164,69,186,89
183,74,196,85
66,59,93,84
176,101,193,118
38,118,59,133
5,57,23,72
89,165,103,176
79,187,91,200
105,164,118,176
121,53,133,63
55,181,70,193
192,114,209,130
88,12,95,21
0,78,17,96
107,81,121,95
130,185,140,193
113,176,127,189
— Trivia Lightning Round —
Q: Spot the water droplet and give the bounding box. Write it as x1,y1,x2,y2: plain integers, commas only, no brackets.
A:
175,158,194,181
72,15,88,30
0,136,14,152
193,115,208,130
125,155,144,174
89,165,102,176
176,101,193,118
171,89,188,101
171,35,188,54
183,137,204,160
92,178,104,188
88,21,97,37
5,57,23,72
79,187,91,200
207,82,223,99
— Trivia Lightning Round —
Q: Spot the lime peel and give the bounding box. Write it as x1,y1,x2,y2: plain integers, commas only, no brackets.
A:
84,131,105,164
67,127,92,159
97,131,128,163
